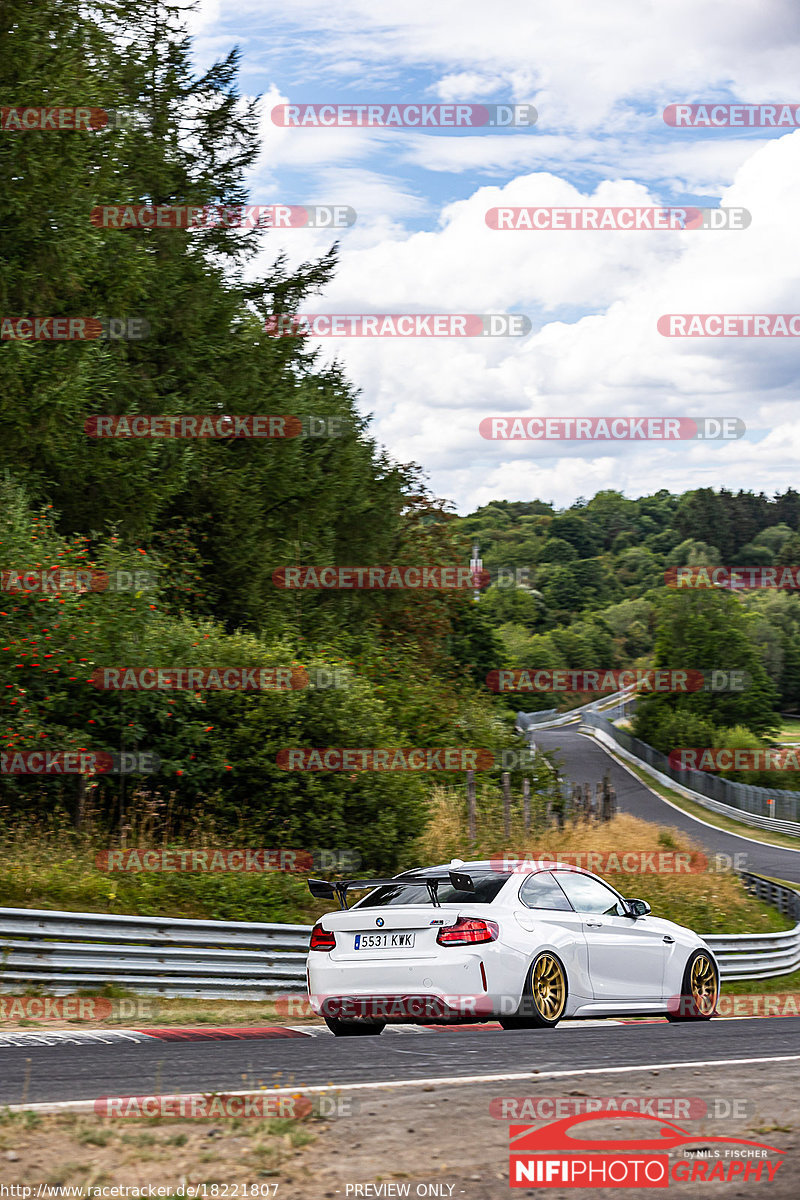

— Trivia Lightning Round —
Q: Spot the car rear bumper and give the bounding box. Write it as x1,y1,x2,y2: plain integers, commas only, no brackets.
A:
307,948,520,1021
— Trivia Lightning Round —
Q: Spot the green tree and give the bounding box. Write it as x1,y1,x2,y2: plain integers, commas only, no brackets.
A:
733,542,774,568
447,602,509,687
633,590,779,747
674,489,734,558
778,533,800,567
478,585,545,630
547,515,601,558
780,634,800,711
539,537,577,563
582,491,637,548
753,524,794,554
665,538,721,568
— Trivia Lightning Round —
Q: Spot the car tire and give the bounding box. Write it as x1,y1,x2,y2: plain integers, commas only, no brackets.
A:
665,950,719,1022
324,1016,385,1036
500,951,568,1029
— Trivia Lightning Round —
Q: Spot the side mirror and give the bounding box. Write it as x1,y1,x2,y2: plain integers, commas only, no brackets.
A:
626,898,651,918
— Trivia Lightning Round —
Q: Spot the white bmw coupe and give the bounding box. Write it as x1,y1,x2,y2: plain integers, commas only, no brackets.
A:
306,860,719,1035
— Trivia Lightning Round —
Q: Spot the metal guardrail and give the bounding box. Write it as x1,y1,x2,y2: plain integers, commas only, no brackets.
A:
702,873,800,981
741,871,800,920
0,908,312,999
518,690,631,731
517,708,558,729
1,874,799,996
579,713,800,835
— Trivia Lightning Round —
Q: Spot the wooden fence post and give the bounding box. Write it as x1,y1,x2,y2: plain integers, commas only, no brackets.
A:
502,772,511,838
522,777,531,832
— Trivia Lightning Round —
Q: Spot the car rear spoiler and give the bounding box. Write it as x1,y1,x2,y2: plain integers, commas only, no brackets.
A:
308,870,476,910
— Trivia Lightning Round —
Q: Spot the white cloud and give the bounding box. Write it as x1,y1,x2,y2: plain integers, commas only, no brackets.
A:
187,0,800,511
434,72,506,102
203,0,800,133
257,131,800,510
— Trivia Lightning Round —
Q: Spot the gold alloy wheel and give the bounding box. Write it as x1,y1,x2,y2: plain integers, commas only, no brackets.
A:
532,953,566,1020
690,953,718,1015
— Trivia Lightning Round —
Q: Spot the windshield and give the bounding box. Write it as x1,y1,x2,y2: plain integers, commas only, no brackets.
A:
353,873,510,907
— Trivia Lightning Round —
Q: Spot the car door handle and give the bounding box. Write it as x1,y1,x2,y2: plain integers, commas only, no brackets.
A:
585,920,603,928
663,935,675,943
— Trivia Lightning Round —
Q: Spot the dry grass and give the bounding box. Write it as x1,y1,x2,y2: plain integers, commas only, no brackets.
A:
0,819,324,923
0,1109,324,1190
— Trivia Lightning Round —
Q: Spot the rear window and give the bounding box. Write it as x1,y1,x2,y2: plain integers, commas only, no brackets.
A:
354,873,510,907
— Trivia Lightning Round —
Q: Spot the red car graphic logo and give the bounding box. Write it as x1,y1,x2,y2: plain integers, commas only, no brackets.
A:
510,1110,783,1154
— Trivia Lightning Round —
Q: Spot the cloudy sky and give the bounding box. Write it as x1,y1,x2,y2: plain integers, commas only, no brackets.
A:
188,0,800,514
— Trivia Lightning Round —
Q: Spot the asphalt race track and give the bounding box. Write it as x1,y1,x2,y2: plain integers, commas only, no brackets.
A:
533,725,800,883
0,1018,798,1107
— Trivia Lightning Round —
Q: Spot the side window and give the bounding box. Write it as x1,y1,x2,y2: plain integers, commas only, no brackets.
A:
552,871,627,916
519,871,573,911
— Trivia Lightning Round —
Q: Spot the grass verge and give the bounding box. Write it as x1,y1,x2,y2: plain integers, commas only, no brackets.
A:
776,717,800,741
0,823,326,923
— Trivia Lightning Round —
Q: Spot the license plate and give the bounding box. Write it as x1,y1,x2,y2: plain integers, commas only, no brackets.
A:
353,932,415,950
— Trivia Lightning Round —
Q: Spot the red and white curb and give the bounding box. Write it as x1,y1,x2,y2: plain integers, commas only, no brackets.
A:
0,1020,627,1047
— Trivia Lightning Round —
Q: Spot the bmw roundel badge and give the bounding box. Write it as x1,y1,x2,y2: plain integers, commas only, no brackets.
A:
376,917,384,927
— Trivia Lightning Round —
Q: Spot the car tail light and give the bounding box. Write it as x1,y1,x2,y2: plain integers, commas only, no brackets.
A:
436,917,499,945
309,922,336,951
